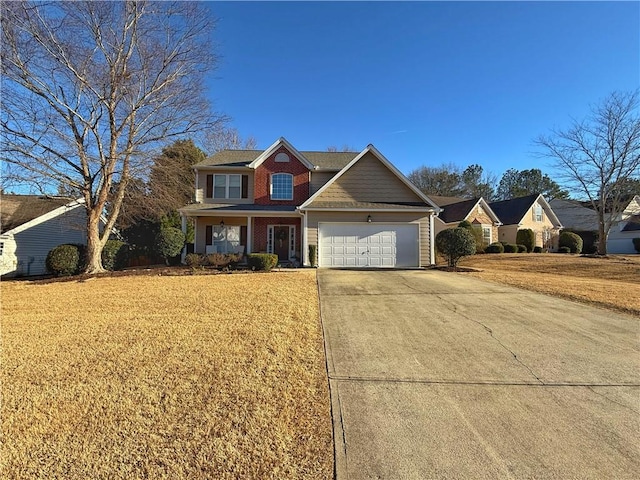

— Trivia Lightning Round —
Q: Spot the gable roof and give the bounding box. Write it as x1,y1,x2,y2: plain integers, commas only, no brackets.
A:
299,144,440,211
549,198,598,231
248,137,315,170
0,195,85,235
489,193,561,227
621,214,640,231
1,194,76,233
192,148,357,171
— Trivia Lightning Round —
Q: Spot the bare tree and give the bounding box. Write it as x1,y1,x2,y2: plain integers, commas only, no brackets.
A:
536,91,640,254
204,126,257,155
1,1,223,273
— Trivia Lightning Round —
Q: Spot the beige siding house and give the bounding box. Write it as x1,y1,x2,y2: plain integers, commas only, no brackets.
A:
489,194,563,250
179,138,440,268
430,196,502,247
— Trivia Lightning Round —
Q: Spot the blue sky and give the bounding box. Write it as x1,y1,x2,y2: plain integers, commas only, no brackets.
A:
205,1,639,179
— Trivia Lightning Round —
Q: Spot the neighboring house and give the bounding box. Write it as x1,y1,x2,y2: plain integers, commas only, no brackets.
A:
178,137,441,268
549,198,599,252
607,195,640,254
429,195,502,247
1,195,88,276
489,194,563,250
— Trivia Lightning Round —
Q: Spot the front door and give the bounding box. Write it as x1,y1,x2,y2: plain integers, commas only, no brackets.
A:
273,226,290,261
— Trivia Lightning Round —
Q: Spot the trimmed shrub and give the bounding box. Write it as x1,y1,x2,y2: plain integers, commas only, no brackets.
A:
503,243,518,253
516,229,535,253
485,242,504,254
308,245,317,267
155,226,185,263
206,253,242,269
185,253,203,267
516,244,527,253
102,240,128,271
435,227,476,268
247,253,278,271
633,238,640,253
458,220,484,253
533,246,543,253
46,244,82,276
558,246,571,254
559,231,583,254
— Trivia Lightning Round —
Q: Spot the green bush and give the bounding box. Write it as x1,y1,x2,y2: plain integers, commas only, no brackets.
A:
559,231,583,254
308,245,317,267
155,226,185,263
558,246,571,254
458,220,484,253
485,242,504,254
435,227,476,267
247,253,279,271
516,244,528,253
102,240,128,271
516,229,535,253
185,253,203,267
533,246,543,253
503,243,518,253
633,238,640,253
46,244,83,276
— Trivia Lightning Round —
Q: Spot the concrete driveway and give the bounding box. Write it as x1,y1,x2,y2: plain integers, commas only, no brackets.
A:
318,269,640,479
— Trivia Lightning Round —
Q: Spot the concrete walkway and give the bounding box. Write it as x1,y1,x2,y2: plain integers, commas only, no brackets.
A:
318,269,640,479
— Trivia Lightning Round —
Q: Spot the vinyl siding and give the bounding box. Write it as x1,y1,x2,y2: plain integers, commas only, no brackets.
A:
310,151,423,204
1,207,88,276
310,171,337,195
306,211,432,266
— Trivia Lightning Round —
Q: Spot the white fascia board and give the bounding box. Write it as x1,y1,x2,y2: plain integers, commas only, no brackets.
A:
476,198,503,225
248,137,315,170
299,144,442,212
536,194,563,228
5,197,86,236
299,207,436,213
193,165,252,171
179,209,303,218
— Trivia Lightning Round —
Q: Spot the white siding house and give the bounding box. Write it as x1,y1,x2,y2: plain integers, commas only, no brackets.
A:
0,196,90,277
607,195,640,254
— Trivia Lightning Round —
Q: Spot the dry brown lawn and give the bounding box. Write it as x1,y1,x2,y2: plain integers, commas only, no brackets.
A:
459,254,640,316
1,271,332,479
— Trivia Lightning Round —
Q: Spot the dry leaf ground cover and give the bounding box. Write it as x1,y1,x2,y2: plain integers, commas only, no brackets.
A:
459,254,640,316
1,271,332,479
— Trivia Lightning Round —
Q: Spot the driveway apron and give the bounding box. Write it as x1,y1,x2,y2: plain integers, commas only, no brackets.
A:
317,269,640,479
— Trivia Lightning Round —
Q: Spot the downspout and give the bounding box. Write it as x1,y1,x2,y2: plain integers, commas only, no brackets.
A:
429,213,435,265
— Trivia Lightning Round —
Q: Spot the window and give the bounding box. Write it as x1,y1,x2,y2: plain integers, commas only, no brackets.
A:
213,225,240,253
533,204,543,222
213,174,242,199
270,173,293,200
0,242,3,256
482,226,492,245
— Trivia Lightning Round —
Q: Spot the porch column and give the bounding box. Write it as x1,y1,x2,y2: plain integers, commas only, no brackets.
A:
180,213,188,263
246,216,252,254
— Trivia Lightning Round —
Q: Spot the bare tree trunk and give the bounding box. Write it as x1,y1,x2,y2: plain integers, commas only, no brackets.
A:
85,209,106,274
597,220,607,255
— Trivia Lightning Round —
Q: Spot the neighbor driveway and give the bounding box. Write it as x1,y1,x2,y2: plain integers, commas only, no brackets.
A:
318,269,640,479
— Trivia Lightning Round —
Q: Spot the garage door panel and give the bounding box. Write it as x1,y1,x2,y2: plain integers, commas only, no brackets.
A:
319,223,419,268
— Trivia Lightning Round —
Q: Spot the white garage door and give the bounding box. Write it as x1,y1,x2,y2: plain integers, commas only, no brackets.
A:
319,223,419,268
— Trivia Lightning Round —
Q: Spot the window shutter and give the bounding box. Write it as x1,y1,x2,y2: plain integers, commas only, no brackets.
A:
241,175,249,199
206,225,213,246
240,225,247,247
206,174,213,198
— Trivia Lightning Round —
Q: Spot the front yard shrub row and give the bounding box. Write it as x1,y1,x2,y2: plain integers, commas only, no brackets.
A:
533,246,543,253
247,253,279,271
503,243,518,253
559,231,583,254
558,246,572,253
485,242,504,254
184,253,243,269
517,244,528,253
101,240,128,271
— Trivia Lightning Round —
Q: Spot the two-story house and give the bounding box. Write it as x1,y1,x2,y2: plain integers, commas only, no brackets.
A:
178,137,440,267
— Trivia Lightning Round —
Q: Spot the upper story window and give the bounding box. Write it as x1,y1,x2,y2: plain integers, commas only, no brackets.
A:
533,204,544,222
275,152,290,163
206,174,248,200
270,173,293,200
0,242,4,256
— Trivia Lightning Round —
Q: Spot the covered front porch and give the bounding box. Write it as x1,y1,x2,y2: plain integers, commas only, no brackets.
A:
179,204,303,264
